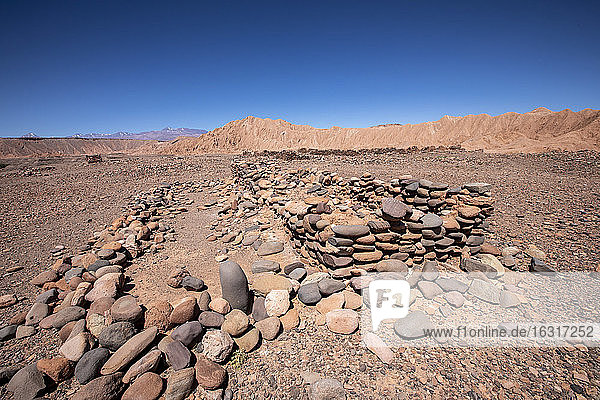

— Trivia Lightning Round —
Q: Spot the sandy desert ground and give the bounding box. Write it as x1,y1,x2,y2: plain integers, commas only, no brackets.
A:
1,149,599,399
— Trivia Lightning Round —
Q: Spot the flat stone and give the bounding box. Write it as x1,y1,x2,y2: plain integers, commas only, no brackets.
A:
252,273,293,295
468,279,500,304
289,267,307,281
98,322,136,351
254,316,281,341
59,332,93,361
122,372,163,400
201,330,234,363
219,261,250,312
251,259,281,274
444,291,465,307
195,354,227,390
375,259,408,274
326,309,359,334
165,340,192,370
171,321,204,347
464,182,492,194
317,293,345,315
122,349,162,384
393,310,433,339
317,278,346,296
284,261,305,275
331,225,370,238
72,372,123,400
15,325,36,339
111,295,143,323
436,278,468,293
352,250,383,263
50,306,86,329
101,327,158,375
233,327,260,352
181,276,205,291
35,288,59,304
0,294,18,308
280,308,300,330
31,269,59,286
421,214,443,229
381,197,410,220
298,283,322,305
500,290,520,308
75,347,110,384
7,364,46,400
198,311,225,328
256,241,284,256
363,332,394,363
417,281,443,299
163,367,195,400
25,303,50,326
252,297,268,321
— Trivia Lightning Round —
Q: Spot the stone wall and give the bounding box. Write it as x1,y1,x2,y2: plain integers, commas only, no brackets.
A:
232,159,495,271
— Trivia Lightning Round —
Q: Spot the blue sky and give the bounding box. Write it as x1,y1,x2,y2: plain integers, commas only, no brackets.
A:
0,0,598,137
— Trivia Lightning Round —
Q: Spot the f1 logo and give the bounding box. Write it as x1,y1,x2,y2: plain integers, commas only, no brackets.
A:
369,279,410,331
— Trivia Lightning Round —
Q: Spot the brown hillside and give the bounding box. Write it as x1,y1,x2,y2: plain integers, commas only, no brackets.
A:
143,107,600,154
0,138,154,158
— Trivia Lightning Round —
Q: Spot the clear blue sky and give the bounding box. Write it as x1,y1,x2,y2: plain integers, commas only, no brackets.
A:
0,0,598,137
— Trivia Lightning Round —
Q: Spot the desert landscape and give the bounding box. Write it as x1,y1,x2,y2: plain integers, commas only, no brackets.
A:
1,1,599,399
1,132,599,399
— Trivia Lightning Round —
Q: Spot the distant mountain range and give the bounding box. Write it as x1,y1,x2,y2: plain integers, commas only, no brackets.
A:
70,127,207,141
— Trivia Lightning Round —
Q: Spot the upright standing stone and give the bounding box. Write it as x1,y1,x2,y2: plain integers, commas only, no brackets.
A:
219,261,250,312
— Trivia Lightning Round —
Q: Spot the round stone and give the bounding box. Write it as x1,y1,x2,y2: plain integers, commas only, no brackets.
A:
111,295,143,323
254,316,281,341
221,309,249,336
298,283,322,305
325,309,359,334
201,330,234,363
98,322,136,351
264,290,290,317
219,261,250,312
122,372,163,400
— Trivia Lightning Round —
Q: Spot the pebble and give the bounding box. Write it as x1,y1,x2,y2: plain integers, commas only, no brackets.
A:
265,289,290,316
198,311,225,328
121,372,163,400
195,354,227,390
72,372,124,400
234,326,261,352
75,347,111,384
111,295,143,323
101,327,158,375
308,378,346,400
298,283,322,305
164,340,192,370
201,330,234,363
251,259,281,274
163,367,195,400
171,321,204,346
325,309,359,334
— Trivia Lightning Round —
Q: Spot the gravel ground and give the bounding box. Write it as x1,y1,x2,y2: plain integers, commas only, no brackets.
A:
1,150,599,399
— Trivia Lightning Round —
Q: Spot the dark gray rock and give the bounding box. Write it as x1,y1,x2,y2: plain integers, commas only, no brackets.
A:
283,261,305,275
251,297,268,322
171,321,204,347
198,311,225,328
0,325,17,341
165,340,191,370
181,276,205,291
88,260,111,272
298,283,322,305
64,267,85,283
7,364,46,400
35,288,58,304
75,347,111,384
98,322,136,351
219,261,250,312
